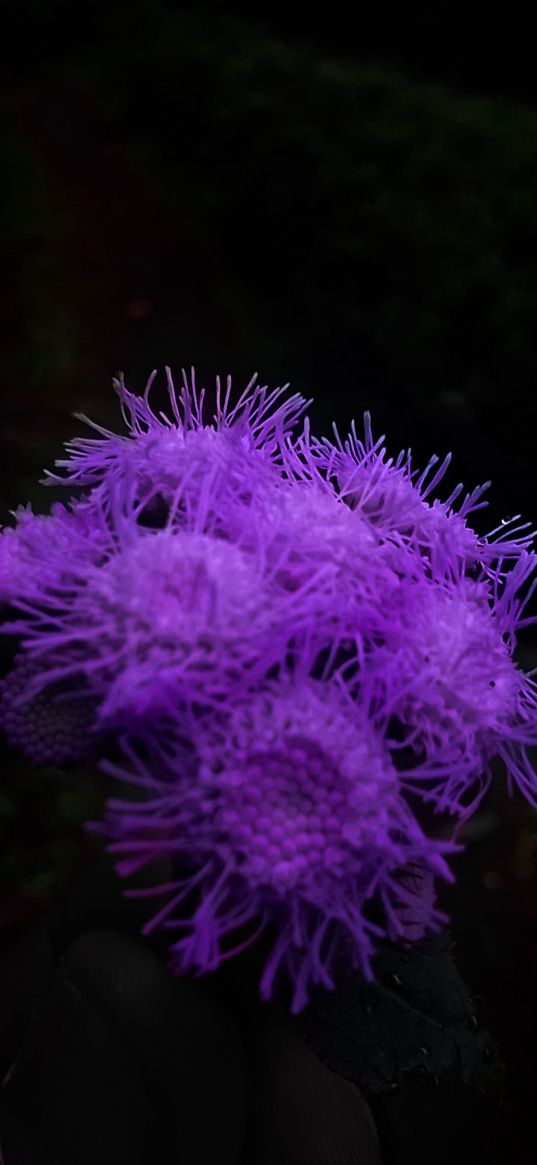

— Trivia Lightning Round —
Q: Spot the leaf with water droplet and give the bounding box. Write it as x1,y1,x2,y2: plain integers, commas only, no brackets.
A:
291,930,505,1095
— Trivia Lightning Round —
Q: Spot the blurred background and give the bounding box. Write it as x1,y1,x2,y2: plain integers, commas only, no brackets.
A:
1,0,537,1147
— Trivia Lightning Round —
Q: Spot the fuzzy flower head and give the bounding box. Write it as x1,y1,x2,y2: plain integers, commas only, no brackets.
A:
44,368,311,524
90,526,303,725
0,500,109,607
280,411,536,578
1,478,361,744
374,568,537,814
94,671,454,1013
2,365,537,1012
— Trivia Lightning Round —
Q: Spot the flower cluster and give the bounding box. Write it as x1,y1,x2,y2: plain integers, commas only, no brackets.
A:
1,366,536,1012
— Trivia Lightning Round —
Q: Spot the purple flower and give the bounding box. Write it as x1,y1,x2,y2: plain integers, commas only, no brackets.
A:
0,499,109,606
91,666,455,1013
0,498,348,734
277,408,537,815
280,411,536,577
375,569,537,814
1,365,537,1010
44,368,310,512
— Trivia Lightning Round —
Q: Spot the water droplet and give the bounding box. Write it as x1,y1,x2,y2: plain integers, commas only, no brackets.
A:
419,1045,431,1057
467,1014,479,1032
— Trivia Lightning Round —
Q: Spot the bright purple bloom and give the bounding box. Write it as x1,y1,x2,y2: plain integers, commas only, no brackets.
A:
376,569,537,814
91,666,455,1013
0,494,356,733
44,368,310,515
0,499,110,606
278,409,537,815
1,366,536,1010
280,411,536,577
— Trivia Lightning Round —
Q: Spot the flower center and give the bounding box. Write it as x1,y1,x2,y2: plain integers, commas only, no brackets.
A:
216,734,355,891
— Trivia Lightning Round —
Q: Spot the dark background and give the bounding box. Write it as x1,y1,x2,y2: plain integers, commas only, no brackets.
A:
1,0,537,1146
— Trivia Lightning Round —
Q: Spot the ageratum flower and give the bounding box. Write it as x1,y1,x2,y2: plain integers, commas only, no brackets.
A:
280,411,536,579
91,665,455,1014
0,498,114,764
43,368,311,524
2,366,537,1011
375,567,537,815
0,375,405,739
0,482,377,736
278,407,537,816
0,491,331,736
0,499,110,606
